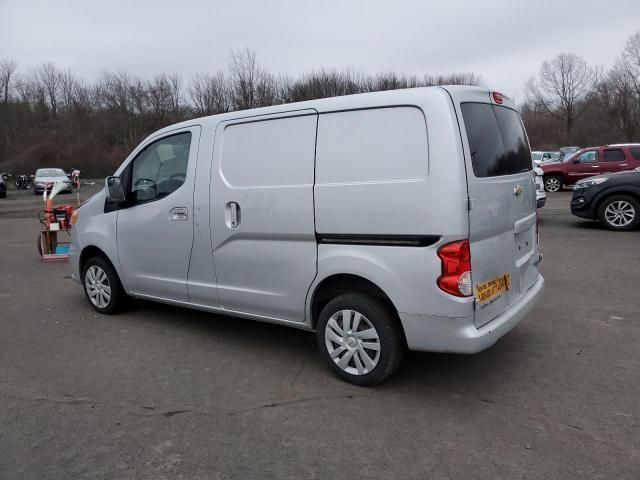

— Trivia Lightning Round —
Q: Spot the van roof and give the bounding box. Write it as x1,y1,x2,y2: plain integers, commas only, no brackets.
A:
148,85,512,140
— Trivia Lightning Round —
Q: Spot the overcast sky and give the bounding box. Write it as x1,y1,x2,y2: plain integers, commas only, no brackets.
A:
2,0,639,102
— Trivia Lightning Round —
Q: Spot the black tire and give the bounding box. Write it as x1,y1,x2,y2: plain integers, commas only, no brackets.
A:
81,256,128,314
0,191,6,199
544,174,563,193
316,293,404,386
597,195,640,231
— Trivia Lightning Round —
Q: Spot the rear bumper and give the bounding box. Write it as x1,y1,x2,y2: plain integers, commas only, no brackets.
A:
399,274,544,353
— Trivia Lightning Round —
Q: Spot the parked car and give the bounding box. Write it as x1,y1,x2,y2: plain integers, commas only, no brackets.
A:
571,169,640,230
33,168,74,195
541,145,640,192
531,150,561,166
559,146,581,158
534,167,546,208
0,172,9,199
70,86,544,385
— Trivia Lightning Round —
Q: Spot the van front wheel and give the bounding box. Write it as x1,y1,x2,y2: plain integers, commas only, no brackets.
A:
316,293,404,386
82,256,127,314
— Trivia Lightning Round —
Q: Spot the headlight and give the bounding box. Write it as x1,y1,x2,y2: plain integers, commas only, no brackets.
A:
575,177,608,189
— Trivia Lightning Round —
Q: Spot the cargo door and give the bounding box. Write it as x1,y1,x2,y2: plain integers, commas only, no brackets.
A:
453,90,540,327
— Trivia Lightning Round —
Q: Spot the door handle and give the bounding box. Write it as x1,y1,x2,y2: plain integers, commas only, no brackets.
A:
620,164,628,166
591,165,599,168
225,201,241,229
169,207,188,221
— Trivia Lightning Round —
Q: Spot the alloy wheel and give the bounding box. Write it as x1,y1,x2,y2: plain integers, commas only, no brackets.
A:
604,200,636,227
545,177,561,192
324,309,381,376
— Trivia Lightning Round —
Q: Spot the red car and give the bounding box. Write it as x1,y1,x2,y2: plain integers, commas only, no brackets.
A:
541,144,640,192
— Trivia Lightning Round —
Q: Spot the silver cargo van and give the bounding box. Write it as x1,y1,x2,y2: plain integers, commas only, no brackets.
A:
70,86,544,385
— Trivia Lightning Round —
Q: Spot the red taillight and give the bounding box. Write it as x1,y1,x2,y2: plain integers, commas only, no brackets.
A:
437,240,472,297
492,91,503,104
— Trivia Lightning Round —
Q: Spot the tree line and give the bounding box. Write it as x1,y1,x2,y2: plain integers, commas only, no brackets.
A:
1,31,639,176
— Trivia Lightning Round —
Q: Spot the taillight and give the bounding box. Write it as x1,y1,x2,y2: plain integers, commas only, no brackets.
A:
437,240,472,297
492,91,504,104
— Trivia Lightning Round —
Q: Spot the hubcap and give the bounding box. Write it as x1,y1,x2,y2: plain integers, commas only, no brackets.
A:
604,200,635,227
545,178,560,192
85,265,111,309
324,309,381,376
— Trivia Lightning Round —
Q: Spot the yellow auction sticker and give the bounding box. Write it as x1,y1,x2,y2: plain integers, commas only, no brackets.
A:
474,273,511,305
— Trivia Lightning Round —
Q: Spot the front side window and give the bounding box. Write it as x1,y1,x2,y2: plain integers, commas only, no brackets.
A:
461,103,532,177
128,132,191,203
577,151,598,163
603,149,625,162
630,147,640,160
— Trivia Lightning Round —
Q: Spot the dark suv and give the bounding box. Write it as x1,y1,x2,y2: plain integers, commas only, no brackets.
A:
571,168,640,230
541,144,640,192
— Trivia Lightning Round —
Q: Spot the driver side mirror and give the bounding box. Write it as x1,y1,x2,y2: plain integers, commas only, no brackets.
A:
572,158,580,164
105,176,125,203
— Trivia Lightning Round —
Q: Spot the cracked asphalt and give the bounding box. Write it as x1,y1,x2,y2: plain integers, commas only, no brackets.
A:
1,189,639,479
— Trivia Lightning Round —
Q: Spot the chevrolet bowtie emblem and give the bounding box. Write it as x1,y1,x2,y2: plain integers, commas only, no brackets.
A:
514,185,523,196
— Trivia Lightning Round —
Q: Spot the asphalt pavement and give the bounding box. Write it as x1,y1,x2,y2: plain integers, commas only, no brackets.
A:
1,187,639,479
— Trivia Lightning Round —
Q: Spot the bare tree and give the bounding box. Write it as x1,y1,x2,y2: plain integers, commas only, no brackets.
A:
228,48,276,109
0,59,18,103
189,72,230,115
32,62,63,117
618,31,640,98
598,67,640,141
526,53,598,142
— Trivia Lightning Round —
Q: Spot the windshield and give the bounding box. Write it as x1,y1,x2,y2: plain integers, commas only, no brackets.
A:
36,169,66,178
531,152,542,161
461,103,532,177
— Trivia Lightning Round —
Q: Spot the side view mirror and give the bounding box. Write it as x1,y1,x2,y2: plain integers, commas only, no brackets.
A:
105,176,125,203
573,159,580,164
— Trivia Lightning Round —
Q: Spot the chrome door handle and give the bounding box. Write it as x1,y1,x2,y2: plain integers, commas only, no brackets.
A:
591,165,599,168
169,207,188,221
620,164,628,166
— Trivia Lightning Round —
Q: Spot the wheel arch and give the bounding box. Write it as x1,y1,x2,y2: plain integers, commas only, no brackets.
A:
308,273,400,331
79,245,118,277
593,187,640,216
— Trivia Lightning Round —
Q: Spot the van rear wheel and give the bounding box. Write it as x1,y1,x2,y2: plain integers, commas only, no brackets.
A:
316,293,404,386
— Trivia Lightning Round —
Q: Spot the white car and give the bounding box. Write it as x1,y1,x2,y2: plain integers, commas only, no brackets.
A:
33,168,73,195
534,167,546,208
531,151,561,166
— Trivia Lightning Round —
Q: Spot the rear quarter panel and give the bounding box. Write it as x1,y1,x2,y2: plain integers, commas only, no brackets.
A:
310,88,472,319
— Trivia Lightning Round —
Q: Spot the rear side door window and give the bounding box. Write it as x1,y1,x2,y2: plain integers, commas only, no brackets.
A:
603,149,625,162
460,103,532,177
630,147,640,161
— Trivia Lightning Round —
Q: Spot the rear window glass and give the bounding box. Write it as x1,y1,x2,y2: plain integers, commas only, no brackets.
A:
630,147,640,160
461,103,532,177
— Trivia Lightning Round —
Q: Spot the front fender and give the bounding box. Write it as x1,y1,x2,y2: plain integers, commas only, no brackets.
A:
71,190,122,283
